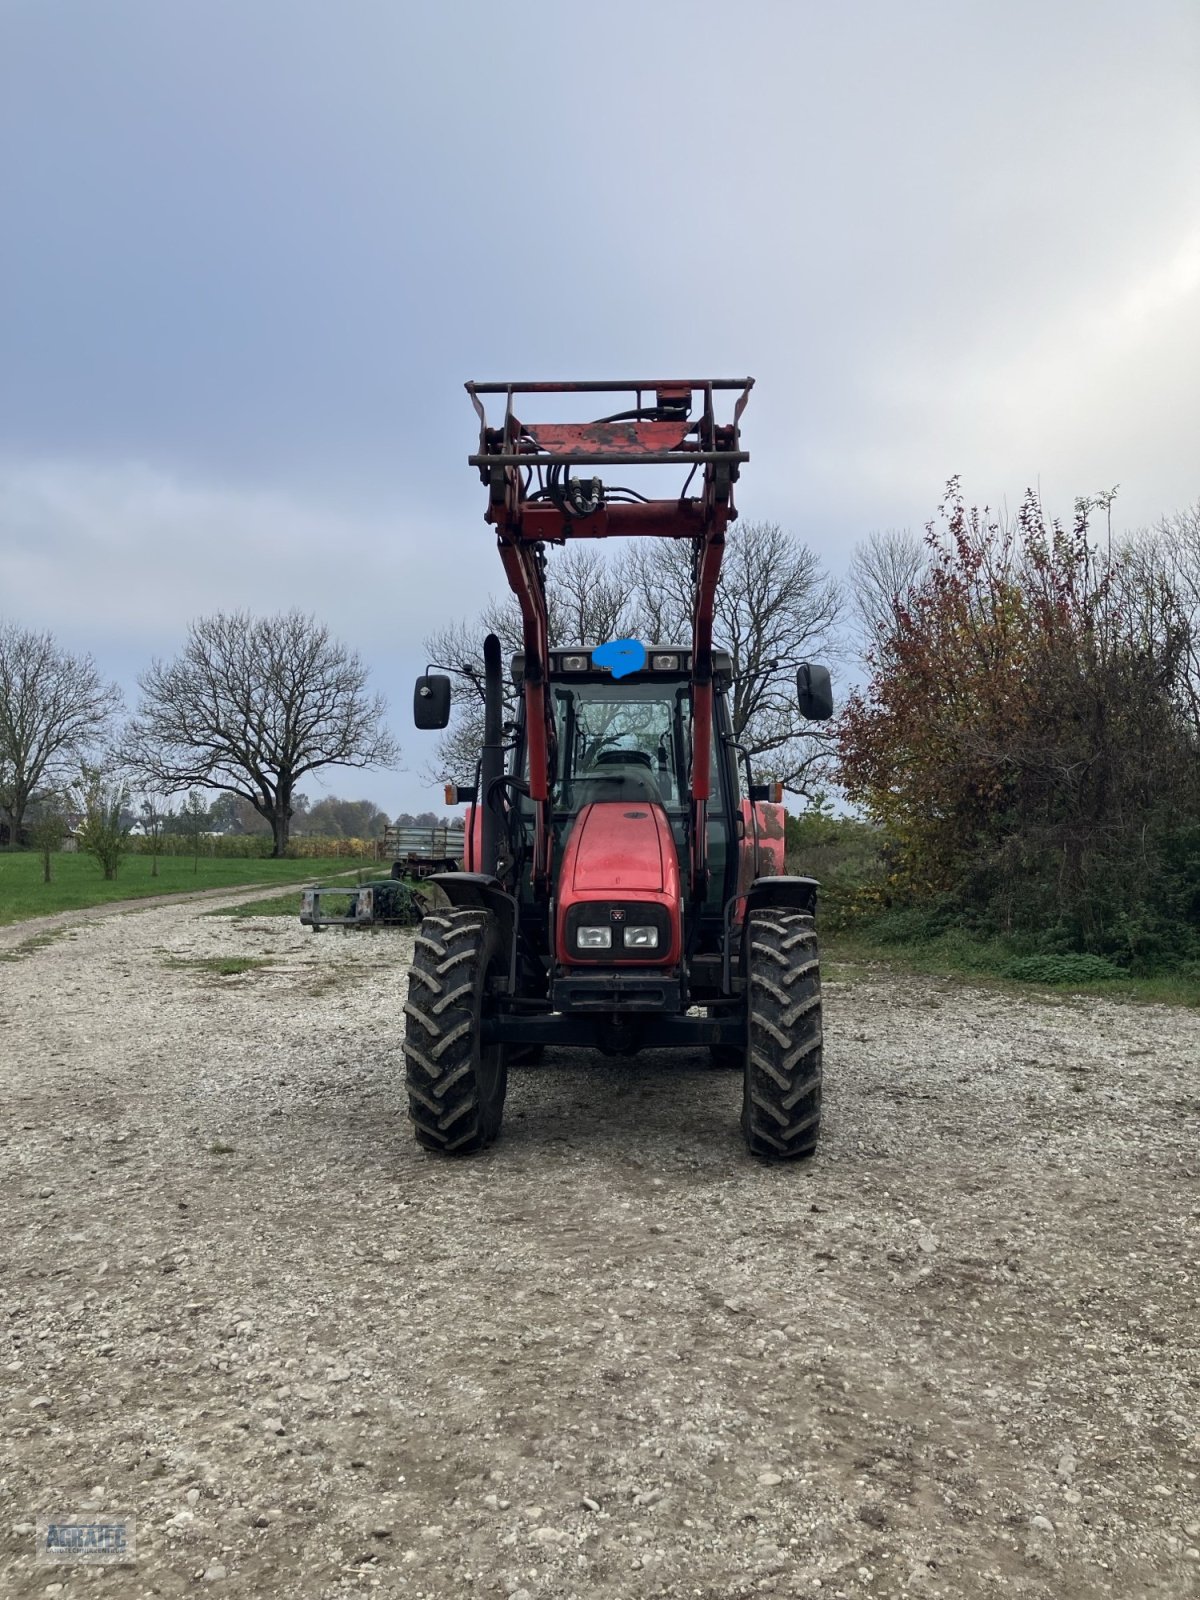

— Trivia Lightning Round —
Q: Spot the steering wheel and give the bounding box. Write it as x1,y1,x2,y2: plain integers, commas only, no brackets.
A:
593,747,653,769
587,736,642,766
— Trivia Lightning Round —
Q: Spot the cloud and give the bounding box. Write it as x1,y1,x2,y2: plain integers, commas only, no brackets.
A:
799,221,1200,537
0,455,503,653
0,455,513,816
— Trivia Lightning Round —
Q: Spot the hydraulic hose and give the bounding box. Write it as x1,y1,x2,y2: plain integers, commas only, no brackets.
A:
480,633,504,879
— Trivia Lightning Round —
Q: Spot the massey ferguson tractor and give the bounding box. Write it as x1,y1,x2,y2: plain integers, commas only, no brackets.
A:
405,379,833,1159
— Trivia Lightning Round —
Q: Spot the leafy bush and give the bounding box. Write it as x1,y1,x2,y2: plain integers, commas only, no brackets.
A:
1000,953,1128,986
785,812,889,931
74,768,131,880
865,902,957,945
837,481,1200,970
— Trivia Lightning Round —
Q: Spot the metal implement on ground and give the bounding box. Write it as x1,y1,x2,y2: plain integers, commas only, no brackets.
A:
400,379,835,1157
300,877,427,932
301,826,463,928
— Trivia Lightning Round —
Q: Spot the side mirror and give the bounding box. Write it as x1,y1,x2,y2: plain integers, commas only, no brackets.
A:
796,663,834,722
414,674,451,730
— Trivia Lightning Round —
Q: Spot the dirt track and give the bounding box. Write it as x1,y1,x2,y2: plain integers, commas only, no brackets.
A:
2,898,1198,1598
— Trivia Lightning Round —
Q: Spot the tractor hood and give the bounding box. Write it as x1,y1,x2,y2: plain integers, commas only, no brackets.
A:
555,800,683,965
563,801,675,894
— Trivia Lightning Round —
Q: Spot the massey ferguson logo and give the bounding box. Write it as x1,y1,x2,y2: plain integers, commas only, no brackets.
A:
609,909,626,922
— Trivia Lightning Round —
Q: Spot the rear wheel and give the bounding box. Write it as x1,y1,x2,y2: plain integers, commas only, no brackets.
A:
403,909,508,1153
741,910,823,1160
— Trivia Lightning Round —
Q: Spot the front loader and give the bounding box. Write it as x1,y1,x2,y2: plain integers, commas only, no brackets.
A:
405,378,834,1158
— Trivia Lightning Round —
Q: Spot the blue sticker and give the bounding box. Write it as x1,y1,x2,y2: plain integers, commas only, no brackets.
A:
592,638,647,679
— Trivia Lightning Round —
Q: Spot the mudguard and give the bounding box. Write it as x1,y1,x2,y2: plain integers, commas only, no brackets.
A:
743,875,819,919
427,872,519,956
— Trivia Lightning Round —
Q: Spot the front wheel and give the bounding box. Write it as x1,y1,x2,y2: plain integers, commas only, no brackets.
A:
741,910,823,1160
403,909,508,1154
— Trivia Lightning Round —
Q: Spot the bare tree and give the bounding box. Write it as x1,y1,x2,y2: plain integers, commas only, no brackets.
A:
28,794,68,883
125,611,400,857
847,529,927,650
178,789,211,872
1128,499,1200,741
546,544,638,648
423,547,639,783
138,791,172,877
423,524,840,796
0,622,121,841
627,521,843,794
421,610,519,784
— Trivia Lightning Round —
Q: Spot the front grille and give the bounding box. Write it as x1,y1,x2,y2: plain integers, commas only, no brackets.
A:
563,900,672,962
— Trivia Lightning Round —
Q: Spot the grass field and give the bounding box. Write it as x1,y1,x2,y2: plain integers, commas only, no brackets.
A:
0,851,360,928
825,930,1200,1009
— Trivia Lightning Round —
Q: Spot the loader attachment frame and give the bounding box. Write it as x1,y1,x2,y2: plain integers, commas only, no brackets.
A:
465,377,753,902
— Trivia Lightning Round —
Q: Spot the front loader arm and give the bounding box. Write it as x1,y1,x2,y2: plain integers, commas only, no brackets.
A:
468,377,753,902
495,533,555,890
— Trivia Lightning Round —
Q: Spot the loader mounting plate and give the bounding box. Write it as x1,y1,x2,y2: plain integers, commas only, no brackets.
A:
300,880,426,932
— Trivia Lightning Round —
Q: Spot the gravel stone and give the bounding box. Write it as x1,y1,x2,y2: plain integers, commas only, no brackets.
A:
1,894,1197,1597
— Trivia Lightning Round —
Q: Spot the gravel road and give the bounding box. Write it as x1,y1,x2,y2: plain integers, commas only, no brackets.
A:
2,896,1198,1599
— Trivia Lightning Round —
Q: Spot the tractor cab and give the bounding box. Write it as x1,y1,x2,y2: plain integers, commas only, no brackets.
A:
513,644,731,868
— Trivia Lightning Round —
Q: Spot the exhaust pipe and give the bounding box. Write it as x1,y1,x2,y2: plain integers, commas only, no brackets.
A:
480,633,504,878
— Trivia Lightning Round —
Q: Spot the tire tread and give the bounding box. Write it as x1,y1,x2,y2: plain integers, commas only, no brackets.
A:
741,910,823,1160
402,908,507,1154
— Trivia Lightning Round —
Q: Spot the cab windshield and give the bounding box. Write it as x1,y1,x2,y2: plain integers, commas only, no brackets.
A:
551,681,687,811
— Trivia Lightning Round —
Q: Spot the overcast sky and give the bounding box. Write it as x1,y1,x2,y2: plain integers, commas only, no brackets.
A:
2,0,1198,816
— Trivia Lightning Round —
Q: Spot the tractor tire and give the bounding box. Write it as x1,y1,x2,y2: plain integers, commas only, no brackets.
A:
402,908,508,1154
741,910,823,1160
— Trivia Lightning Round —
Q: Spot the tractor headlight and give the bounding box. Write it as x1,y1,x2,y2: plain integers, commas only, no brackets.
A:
576,926,612,950
623,925,659,948
561,654,590,672
651,653,679,671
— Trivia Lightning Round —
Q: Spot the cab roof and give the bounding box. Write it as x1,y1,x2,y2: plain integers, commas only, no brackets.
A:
510,646,733,686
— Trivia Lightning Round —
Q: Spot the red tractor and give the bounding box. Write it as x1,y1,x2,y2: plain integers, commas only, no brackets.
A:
406,379,833,1159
